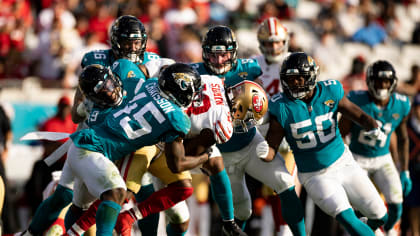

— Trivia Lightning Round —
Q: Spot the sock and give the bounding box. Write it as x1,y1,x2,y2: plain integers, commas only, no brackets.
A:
136,184,159,236
210,169,234,221
336,208,375,236
166,223,187,236
29,185,73,234
278,187,306,236
384,203,402,231
96,200,121,236
268,195,284,232
367,213,388,231
137,186,193,218
64,206,82,230
67,200,101,235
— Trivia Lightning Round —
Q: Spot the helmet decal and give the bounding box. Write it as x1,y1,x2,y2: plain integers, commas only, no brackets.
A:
252,94,263,113
159,63,201,108
227,81,268,133
172,72,193,91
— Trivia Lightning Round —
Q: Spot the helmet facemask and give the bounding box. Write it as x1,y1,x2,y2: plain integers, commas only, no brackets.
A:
203,45,236,75
281,73,317,100
367,73,397,101
280,53,319,100
202,26,238,75
257,17,289,63
79,64,124,109
117,37,146,63
90,72,123,108
366,61,397,101
158,63,202,109
110,15,147,64
259,40,289,63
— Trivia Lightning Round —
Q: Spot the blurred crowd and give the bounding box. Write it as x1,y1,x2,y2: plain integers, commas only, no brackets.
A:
0,0,420,88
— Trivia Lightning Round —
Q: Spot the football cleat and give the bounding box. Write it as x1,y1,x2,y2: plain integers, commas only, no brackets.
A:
222,220,248,236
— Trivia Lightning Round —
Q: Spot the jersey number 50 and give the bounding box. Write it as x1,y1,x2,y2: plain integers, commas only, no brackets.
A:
290,112,335,149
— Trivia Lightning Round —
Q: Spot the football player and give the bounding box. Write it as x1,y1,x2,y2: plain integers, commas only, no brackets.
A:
65,61,196,236
73,15,159,123
191,25,306,236
143,57,252,236
254,17,289,97
264,52,389,236
253,17,297,236
22,63,206,236
69,64,250,236
339,60,411,235
71,15,162,235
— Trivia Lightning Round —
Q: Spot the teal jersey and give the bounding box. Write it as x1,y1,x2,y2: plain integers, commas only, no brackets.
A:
347,91,411,157
81,49,160,68
190,58,262,87
71,78,190,161
269,80,345,172
191,59,262,152
86,58,147,127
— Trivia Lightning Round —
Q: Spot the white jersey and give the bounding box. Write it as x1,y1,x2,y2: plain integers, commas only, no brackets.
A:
254,54,289,144
145,58,176,78
253,54,288,97
186,75,233,144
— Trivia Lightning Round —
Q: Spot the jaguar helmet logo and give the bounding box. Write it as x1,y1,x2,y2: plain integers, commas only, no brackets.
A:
127,70,136,78
172,72,193,91
324,99,335,108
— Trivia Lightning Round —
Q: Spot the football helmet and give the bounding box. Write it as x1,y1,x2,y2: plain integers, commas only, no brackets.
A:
78,64,123,108
280,52,319,100
158,63,202,109
110,15,147,64
366,60,397,100
226,80,268,132
202,25,238,75
257,17,289,63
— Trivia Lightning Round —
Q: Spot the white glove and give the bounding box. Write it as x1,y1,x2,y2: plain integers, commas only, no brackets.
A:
363,127,387,141
256,141,269,160
278,138,291,153
76,101,89,118
76,99,94,118
145,58,176,78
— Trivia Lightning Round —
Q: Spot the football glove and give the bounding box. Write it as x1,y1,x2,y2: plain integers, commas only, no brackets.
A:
363,127,386,141
400,171,412,197
76,99,94,118
256,141,270,160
